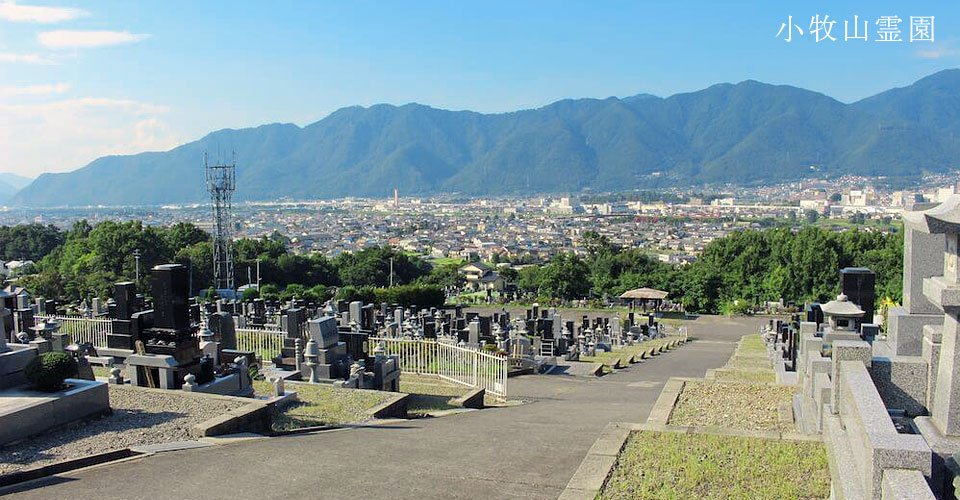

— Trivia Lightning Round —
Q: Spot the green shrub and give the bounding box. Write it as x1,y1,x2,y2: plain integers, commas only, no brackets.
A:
25,351,78,392
241,287,260,301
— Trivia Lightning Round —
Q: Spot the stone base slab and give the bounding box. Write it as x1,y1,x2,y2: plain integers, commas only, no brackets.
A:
0,379,110,447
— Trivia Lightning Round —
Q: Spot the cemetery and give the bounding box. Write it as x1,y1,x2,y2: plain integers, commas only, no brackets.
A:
0,253,694,490
566,197,960,500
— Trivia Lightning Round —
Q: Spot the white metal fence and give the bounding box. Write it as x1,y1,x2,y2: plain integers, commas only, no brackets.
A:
36,315,112,348
371,337,508,401
235,327,286,361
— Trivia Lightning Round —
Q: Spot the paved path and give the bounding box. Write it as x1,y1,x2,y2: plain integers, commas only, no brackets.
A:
3,315,768,500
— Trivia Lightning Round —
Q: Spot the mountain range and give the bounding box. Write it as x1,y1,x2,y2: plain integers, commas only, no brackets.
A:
12,69,960,207
0,173,34,204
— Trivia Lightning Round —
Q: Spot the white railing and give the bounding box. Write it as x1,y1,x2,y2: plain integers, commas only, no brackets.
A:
540,339,555,357
36,315,113,348
236,327,286,361
371,337,508,401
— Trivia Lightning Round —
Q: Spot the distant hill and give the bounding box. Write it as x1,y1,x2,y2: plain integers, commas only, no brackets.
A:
0,173,34,204
12,69,960,207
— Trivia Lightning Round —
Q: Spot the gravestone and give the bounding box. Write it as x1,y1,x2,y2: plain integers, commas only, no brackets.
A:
349,301,363,328
207,312,237,350
108,281,141,350
126,264,204,388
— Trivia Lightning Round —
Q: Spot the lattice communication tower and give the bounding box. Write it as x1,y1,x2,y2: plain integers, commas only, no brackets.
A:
205,153,236,291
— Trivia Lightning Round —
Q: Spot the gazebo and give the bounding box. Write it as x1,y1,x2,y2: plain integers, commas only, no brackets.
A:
619,288,669,312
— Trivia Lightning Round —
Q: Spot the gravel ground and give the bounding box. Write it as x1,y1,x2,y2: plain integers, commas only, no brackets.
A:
669,381,796,431
0,385,246,475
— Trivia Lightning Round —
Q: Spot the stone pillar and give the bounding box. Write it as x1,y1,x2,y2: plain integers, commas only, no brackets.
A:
182,373,198,392
108,367,124,385
887,218,947,356
926,231,960,435
831,340,872,414
923,324,943,411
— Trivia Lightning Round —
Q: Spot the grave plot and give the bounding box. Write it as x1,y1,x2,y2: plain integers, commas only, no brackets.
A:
567,327,830,499
709,334,776,383
668,334,795,432
399,373,496,416
598,431,830,500
0,384,246,475
251,379,394,430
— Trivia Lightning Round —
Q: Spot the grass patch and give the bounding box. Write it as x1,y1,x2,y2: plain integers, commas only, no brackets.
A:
253,379,394,430
92,365,111,378
399,374,502,415
709,334,778,384
400,375,468,415
599,431,830,500
399,374,500,415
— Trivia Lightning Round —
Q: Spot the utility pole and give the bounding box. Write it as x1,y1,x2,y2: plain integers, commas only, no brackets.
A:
256,258,261,289
133,249,141,283
389,257,394,287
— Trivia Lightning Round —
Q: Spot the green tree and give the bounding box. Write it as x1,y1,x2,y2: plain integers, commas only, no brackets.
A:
163,222,210,251
538,254,590,300
335,246,430,287
517,266,542,294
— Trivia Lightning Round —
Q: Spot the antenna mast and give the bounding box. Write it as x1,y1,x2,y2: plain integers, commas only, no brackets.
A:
205,152,236,291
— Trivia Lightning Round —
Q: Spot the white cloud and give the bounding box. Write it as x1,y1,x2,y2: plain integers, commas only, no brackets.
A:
0,1,87,23
42,97,170,114
38,30,150,49
0,52,56,64
915,39,960,59
0,82,69,97
0,97,181,177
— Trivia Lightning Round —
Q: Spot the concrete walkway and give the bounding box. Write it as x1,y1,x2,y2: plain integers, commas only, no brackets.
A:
3,315,767,500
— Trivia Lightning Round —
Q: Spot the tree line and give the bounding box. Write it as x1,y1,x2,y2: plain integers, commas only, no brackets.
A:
515,227,902,314
9,220,902,315
16,221,452,305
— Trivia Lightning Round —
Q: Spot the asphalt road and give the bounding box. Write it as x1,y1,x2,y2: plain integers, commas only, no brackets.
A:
2,315,767,500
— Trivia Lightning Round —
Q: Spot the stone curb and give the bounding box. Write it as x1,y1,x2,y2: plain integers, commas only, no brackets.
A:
451,387,485,409
0,448,147,490
647,377,685,425
191,400,272,438
559,422,632,499
589,363,604,376
366,392,410,419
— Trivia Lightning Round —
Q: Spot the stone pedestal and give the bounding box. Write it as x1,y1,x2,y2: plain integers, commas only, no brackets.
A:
126,353,180,389
932,311,960,435
905,225,946,315
831,340,872,414
887,306,943,356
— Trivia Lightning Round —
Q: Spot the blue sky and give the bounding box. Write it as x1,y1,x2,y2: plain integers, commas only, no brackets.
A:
0,0,958,177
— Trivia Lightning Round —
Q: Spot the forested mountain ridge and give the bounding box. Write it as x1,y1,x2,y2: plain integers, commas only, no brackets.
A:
13,69,960,206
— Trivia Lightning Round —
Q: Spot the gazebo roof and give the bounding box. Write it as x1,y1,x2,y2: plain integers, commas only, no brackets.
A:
619,288,669,300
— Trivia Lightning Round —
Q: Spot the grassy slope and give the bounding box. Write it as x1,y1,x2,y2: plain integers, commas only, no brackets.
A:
600,431,830,500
